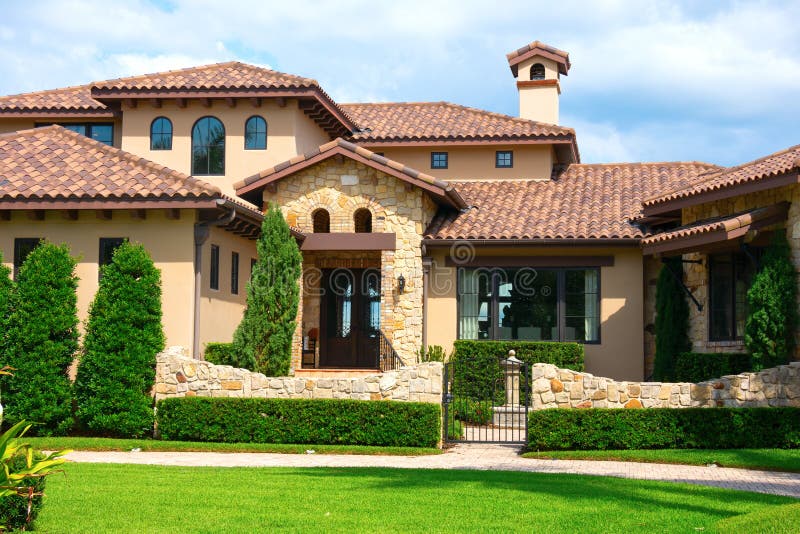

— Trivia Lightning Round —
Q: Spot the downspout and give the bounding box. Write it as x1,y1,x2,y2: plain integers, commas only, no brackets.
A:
192,200,237,359
422,255,432,356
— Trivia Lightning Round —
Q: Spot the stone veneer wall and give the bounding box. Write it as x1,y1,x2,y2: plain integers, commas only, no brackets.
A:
262,157,439,368
529,361,800,409
154,348,443,404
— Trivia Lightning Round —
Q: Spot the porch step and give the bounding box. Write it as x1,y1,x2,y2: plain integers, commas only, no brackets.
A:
492,405,527,429
294,368,381,378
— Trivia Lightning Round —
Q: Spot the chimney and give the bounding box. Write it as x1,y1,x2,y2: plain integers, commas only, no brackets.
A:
506,41,570,125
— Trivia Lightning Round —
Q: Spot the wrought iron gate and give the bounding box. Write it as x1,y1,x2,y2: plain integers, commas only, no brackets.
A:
442,355,530,443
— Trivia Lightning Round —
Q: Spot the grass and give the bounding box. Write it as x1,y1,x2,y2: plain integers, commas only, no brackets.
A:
522,448,800,473
26,437,440,456
34,463,796,533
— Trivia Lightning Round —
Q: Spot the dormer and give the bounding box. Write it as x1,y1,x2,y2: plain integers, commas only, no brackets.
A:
506,41,570,125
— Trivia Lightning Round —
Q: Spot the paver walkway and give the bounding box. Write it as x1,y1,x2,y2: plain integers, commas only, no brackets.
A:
65,444,800,498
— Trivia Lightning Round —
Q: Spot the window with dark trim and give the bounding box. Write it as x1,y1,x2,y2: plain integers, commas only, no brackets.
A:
231,252,240,295
530,63,546,80
354,208,372,233
244,116,267,150
191,116,225,175
496,151,513,168
99,237,126,279
708,253,755,342
431,152,448,169
210,244,220,290
150,117,173,150
35,122,114,145
13,238,41,280
457,267,600,343
312,209,330,233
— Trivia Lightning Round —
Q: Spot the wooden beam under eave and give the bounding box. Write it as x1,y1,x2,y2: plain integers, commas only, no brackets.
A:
276,97,286,108
130,209,146,220
176,98,187,109
200,98,212,108
0,210,10,222
165,208,181,220
27,210,45,221
123,99,138,109
249,97,262,108
151,98,162,109
62,210,78,221
225,98,237,108
96,209,112,221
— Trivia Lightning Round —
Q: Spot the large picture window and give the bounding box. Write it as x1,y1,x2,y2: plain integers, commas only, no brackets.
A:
458,267,600,343
191,116,225,175
708,253,755,341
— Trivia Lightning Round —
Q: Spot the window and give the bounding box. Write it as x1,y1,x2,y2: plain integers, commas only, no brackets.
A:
36,122,114,145
231,252,240,295
530,63,546,80
191,116,225,175
98,238,126,279
210,244,220,290
458,267,600,343
312,209,330,233
13,238,41,280
431,152,448,169
150,117,173,150
709,253,755,341
496,151,513,168
354,208,372,233
244,116,267,150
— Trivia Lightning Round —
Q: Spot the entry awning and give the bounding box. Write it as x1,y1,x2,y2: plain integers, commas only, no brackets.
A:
300,232,396,251
642,202,789,256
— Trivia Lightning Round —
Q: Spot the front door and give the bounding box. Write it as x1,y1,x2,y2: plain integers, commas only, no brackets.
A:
320,268,381,368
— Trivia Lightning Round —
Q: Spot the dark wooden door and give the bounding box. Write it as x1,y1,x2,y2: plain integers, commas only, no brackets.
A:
320,269,380,368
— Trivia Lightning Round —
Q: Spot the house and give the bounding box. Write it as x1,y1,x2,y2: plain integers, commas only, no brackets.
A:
0,41,796,381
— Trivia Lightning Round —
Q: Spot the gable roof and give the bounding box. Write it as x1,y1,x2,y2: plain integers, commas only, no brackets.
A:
0,125,256,213
235,138,466,209
506,41,571,77
424,161,719,242
643,143,800,215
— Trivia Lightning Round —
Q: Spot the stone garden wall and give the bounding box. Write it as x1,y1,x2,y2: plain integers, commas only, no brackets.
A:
154,347,442,404
529,360,800,409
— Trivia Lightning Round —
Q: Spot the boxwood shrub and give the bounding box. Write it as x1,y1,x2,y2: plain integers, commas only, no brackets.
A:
204,342,239,367
528,407,800,450
673,352,752,383
157,397,440,447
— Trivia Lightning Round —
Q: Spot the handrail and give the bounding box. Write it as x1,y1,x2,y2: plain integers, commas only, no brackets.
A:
378,330,403,372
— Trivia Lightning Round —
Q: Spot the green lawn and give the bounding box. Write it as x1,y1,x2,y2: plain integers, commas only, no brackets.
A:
34,463,796,533
522,448,800,472
26,437,440,456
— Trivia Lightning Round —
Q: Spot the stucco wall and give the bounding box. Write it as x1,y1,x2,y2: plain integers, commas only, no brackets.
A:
425,246,646,381
362,145,554,182
0,209,195,348
119,99,329,195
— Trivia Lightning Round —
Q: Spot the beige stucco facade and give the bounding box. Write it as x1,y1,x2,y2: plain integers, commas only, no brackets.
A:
514,56,561,124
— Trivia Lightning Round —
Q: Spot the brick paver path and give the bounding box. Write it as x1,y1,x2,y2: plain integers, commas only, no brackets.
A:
65,444,800,498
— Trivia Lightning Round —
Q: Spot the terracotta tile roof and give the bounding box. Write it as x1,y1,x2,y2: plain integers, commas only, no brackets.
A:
341,102,574,141
424,161,719,241
644,143,800,213
0,125,227,205
91,61,318,92
506,41,571,76
0,84,109,114
642,202,790,255
236,138,466,209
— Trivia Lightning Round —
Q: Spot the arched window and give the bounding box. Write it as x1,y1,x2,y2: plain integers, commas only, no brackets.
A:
312,209,330,233
191,116,225,175
530,63,546,81
354,208,372,233
244,116,267,150
150,117,173,150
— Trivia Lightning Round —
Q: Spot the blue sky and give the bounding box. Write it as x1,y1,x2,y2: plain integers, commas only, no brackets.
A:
1,0,798,166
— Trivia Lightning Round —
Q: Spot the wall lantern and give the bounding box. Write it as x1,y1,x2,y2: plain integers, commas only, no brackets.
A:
397,274,406,294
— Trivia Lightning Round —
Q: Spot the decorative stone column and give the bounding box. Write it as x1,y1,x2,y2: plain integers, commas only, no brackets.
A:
501,353,523,407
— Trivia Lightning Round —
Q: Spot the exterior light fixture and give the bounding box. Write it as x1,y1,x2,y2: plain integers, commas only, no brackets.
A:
397,274,406,294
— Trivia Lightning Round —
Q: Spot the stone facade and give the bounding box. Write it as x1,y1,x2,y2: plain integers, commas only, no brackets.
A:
528,361,800,409
263,157,439,368
154,347,443,404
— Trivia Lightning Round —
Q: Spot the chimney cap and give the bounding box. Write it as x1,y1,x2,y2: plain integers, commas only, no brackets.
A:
507,40,570,77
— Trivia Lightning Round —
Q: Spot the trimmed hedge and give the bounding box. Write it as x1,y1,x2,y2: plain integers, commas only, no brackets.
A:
203,342,239,367
674,352,752,383
451,340,584,401
528,408,800,450
157,397,440,448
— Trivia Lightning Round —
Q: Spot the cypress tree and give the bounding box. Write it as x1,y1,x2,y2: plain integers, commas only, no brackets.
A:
233,203,302,375
745,232,797,370
0,251,12,355
74,242,165,437
1,242,78,435
653,258,691,381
